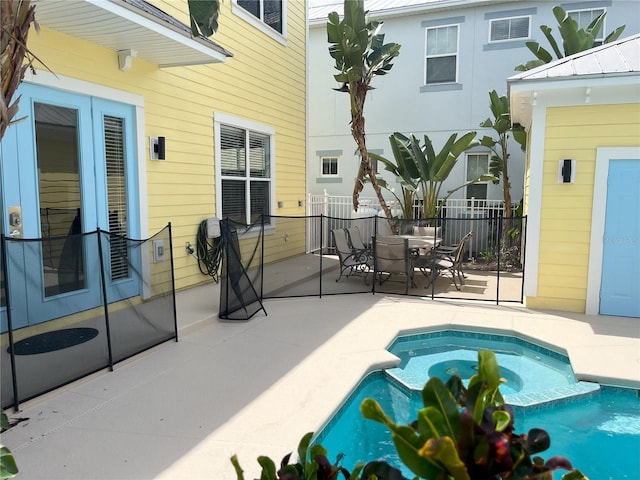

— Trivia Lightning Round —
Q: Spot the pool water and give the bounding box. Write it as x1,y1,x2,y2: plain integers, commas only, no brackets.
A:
315,372,640,479
386,331,577,399
314,331,640,479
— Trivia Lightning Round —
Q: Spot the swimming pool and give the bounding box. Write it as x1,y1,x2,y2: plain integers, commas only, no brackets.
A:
314,331,640,479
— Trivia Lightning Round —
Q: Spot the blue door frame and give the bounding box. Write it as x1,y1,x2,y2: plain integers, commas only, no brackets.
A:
1,84,140,331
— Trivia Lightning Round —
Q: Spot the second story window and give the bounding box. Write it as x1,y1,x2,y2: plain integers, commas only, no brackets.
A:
489,16,530,42
321,156,338,176
568,8,605,44
237,0,283,34
425,25,458,85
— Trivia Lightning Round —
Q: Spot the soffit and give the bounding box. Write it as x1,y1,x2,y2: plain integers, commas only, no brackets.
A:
33,0,233,68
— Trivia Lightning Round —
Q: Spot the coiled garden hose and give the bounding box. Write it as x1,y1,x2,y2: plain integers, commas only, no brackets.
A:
196,220,223,282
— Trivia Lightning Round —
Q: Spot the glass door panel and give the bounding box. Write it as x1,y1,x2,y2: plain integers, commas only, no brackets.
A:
35,102,86,297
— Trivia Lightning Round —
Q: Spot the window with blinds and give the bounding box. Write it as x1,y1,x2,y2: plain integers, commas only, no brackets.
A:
104,115,129,280
219,124,272,225
490,16,530,42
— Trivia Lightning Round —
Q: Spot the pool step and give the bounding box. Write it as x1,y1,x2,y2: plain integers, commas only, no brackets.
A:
506,381,601,410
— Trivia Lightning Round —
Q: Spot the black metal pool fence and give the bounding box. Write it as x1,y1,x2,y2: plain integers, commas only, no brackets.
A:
1,224,177,411
219,214,527,321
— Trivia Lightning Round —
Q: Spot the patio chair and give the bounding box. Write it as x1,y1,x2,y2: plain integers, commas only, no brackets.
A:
345,226,372,255
331,228,372,282
373,235,412,294
412,225,442,239
434,230,473,279
425,231,473,290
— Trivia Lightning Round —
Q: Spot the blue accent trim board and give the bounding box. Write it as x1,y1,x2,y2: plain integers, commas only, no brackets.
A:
561,1,611,10
421,16,465,28
316,177,342,184
316,149,342,156
485,8,537,20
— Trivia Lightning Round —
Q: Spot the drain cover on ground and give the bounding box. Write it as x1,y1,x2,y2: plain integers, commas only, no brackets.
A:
8,328,99,355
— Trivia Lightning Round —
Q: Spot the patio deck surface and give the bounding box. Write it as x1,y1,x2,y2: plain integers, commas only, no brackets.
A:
2,282,639,479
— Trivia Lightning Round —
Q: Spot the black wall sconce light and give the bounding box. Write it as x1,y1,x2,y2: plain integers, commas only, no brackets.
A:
558,159,575,183
150,136,166,160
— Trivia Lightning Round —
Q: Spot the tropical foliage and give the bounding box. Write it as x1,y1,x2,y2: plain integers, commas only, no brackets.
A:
231,351,587,479
515,5,625,71
370,132,488,220
0,0,39,141
0,413,18,479
327,0,401,218
188,0,221,37
479,90,526,241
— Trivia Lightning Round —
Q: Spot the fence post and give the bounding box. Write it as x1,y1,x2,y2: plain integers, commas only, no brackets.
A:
470,197,476,259
96,229,114,371
496,214,502,305
168,222,179,341
1,235,20,411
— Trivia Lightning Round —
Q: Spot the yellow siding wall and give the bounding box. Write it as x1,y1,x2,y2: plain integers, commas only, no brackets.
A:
527,103,640,312
26,1,307,290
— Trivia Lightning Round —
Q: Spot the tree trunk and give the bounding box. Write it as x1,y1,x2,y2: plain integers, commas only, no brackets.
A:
501,137,513,246
350,83,395,225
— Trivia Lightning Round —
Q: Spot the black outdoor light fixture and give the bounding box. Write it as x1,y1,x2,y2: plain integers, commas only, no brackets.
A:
150,136,166,160
559,158,575,183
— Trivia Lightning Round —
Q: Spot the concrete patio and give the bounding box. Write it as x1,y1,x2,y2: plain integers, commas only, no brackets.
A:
2,282,639,479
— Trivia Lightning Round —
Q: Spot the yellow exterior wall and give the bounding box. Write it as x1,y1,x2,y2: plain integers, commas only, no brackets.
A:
527,103,640,312
25,1,307,291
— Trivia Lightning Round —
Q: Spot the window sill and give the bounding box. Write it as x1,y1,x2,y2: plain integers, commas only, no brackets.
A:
317,177,343,184
420,83,462,93
483,40,528,51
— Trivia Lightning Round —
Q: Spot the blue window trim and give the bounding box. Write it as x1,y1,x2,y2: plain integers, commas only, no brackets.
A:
484,7,537,20
316,177,343,184
421,16,465,28
561,1,611,10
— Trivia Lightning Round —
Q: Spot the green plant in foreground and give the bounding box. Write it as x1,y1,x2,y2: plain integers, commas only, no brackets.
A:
232,351,588,479
0,413,18,479
361,350,587,480
231,431,406,480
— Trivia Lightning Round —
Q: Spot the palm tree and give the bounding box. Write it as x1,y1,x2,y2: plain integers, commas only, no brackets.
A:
188,0,221,37
479,90,526,238
515,5,625,71
327,0,401,218
0,0,38,142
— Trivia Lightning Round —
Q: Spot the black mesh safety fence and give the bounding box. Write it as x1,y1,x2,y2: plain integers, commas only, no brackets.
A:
219,214,526,320
219,218,266,320
1,225,177,410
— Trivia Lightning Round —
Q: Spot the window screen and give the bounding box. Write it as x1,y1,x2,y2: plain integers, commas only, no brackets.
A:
426,25,458,84
490,17,530,41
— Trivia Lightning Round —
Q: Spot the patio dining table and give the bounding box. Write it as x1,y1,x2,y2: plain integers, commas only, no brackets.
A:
396,234,442,250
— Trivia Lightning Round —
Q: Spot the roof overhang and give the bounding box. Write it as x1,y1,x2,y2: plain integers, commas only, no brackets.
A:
33,0,233,68
508,72,640,126
309,0,513,26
